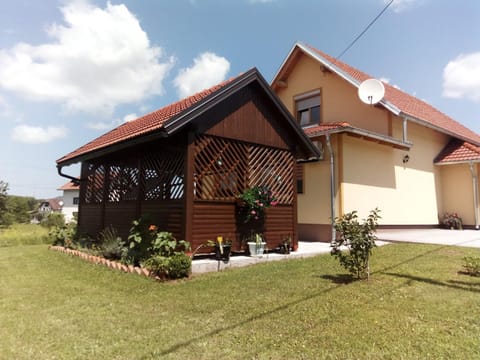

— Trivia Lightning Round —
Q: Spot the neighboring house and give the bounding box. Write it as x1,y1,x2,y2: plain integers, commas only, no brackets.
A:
56,68,319,251
34,197,63,223
272,42,480,241
58,181,80,222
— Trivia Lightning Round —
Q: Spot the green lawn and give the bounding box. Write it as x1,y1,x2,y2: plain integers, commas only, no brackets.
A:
0,243,479,359
0,223,49,247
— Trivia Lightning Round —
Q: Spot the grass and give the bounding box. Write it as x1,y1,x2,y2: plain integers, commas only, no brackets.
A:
0,223,50,247
0,243,479,359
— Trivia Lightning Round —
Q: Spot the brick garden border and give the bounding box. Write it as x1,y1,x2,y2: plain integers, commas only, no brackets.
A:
49,245,151,277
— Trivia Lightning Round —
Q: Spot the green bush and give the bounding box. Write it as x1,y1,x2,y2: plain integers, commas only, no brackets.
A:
167,253,191,279
331,208,381,280
142,253,191,280
98,226,125,260
123,215,156,265
41,212,66,228
462,256,480,276
49,223,77,248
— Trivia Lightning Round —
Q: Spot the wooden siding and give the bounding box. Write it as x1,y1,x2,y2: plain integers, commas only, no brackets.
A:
202,85,293,150
191,202,297,253
141,200,184,241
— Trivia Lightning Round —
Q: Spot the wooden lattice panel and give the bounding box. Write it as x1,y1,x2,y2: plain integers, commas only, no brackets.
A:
248,146,294,205
193,135,294,204
107,163,139,202
83,163,105,204
194,136,248,201
143,150,185,201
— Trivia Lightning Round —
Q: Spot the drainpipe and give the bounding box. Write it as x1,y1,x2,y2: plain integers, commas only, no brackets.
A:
469,162,479,229
325,134,336,242
402,116,408,143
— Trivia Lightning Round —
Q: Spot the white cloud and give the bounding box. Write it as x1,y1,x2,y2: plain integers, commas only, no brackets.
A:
11,124,67,144
443,52,480,102
87,112,138,130
174,52,230,98
123,113,138,122
0,1,174,114
386,0,423,13
379,77,401,90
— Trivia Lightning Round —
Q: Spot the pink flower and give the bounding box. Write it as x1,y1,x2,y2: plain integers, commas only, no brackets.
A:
251,210,256,215
259,203,264,207
271,201,278,207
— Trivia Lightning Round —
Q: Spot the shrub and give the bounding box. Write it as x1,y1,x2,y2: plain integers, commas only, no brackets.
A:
142,253,191,280
123,215,156,265
151,231,190,257
462,256,480,276
49,223,77,248
167,253,191,279
42,212,66,228
331,208,381,280
98,226,125,260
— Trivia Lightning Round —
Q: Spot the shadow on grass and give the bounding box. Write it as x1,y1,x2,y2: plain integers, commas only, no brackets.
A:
147,282,343,358
320,274,355,284
384,272,480,294
372,244,448,275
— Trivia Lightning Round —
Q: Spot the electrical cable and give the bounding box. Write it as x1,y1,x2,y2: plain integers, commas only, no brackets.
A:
337,0,394,59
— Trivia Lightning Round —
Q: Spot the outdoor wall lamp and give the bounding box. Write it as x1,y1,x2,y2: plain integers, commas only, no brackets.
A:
402,154,410,164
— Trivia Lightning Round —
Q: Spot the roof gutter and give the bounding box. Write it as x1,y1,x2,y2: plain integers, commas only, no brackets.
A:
57,165,82,186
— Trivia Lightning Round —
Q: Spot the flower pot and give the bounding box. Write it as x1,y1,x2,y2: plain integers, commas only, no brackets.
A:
247,242,266,257
215,244,231,261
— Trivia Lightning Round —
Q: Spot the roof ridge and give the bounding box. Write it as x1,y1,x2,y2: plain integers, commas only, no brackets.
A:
298,43,480,145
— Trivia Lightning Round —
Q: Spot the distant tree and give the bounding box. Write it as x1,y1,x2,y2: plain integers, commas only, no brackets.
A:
6,196,37,223
0,181,10,227
41,212,65,228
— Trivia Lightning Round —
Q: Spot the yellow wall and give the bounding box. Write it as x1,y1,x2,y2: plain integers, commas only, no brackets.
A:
275,51,458,227
341,120,447,224
276,54,390,135
440,163,477,226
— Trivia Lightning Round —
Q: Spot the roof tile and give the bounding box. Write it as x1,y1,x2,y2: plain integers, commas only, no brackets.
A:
57,77,236,164
304,44,480,145
434,140,480,164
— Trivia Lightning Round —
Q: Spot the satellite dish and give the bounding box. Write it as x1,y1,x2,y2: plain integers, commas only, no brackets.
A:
358,79,385,105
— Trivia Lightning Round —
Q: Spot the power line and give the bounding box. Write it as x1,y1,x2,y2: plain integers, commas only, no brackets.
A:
337,0,394,59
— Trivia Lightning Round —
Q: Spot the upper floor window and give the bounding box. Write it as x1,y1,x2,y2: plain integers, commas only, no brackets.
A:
73,197,79,205
295,90,321,127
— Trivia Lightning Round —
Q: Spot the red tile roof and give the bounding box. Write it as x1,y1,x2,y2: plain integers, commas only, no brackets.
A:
58,181,80,191
300,44,480,145
303,122,351,137
434,140,480,164
57,76,238,165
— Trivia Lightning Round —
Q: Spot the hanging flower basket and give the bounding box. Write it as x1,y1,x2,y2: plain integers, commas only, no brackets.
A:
237,185,278,223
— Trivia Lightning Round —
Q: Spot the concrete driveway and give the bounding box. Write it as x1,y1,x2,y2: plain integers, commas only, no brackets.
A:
376,229,480,248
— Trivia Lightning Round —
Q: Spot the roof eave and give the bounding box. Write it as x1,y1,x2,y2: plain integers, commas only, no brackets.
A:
272,42,401,116
309,126,412,151
402,113,480,147
435,159,480,166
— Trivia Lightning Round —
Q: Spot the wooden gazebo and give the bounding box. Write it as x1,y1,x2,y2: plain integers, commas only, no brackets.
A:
57,68,320,252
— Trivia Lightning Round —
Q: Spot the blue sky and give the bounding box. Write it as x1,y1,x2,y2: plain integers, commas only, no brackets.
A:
0,0,479,198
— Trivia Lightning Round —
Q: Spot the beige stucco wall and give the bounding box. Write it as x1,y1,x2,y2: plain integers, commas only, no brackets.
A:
275,52,456,227
276,54,390,135
341,120,447,224
439,163,477,226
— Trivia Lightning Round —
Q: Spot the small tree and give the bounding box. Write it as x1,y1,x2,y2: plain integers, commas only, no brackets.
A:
331,208,381,280
0,181,10,227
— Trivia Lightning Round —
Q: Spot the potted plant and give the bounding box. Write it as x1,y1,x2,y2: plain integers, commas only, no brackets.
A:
237,185,278,223
441,212,463,230
279,236,292,255
208,236,232,261
247,233,266,257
